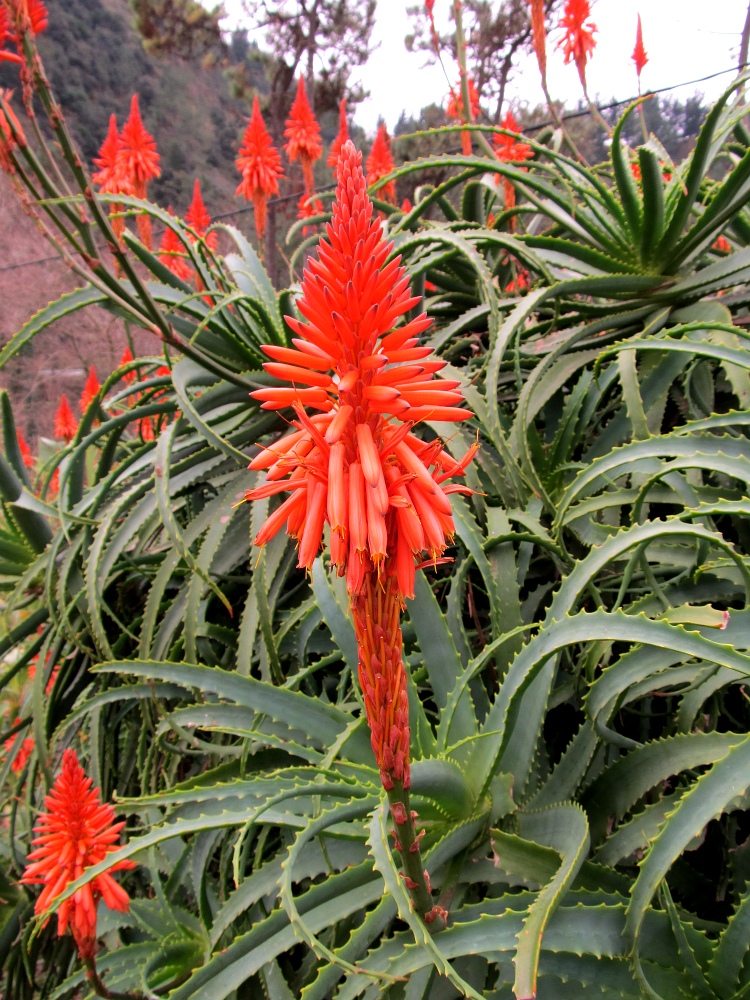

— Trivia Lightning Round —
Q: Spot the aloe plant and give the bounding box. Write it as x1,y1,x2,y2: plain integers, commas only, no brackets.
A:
4,18,750,1000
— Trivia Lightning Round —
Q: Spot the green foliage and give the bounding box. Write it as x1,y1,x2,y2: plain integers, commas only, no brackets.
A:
7,59,750,1000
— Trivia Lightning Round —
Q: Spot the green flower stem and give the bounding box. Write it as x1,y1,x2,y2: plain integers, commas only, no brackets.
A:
386,781,438,926
83,956,144,1000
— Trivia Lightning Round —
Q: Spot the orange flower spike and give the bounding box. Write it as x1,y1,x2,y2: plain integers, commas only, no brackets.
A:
284,76,322,194
159,223,193,282
247,139,474,582
80,366,100,413
185,178,218,251
4,719,33,773
17,429,34,468
557,0,597,90
366,123,396,204
21,749,134,960
297,192,324,236
632,14,648,78
494,111,533,226
54,395,77,444
527,0,547,82
236,95,284,242
447,78,480,156
447,79,480,122
120,346,138,384
117,94,160,198
91,114,131,239
92,115,125,193
117,94,160,249
327,98,349,168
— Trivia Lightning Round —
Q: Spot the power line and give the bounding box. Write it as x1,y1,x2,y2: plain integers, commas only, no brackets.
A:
0,62,745,277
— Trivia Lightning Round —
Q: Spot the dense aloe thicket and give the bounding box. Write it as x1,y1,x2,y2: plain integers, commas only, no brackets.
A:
7,11,750,998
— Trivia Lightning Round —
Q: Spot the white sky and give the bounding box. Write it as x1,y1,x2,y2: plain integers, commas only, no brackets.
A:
217,0,750,133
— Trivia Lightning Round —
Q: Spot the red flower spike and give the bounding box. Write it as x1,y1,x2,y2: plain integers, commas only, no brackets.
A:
247,140,477,791
17,429,34,468
120,346,138,384
713,235,731,254
4,718,33,773
186,178,218,251
54,395,77,444
425,0,439,52
527,0,547,81
159,217,193,283
284,76,322,193
236,95,284,242
447,79,480,155
366,123,396,204
632,14,648,77
446,79,480,121
557,0,597,90
493,111,533,228
297,192,324,236
117,94,160,199
80,367,100,413
327,98,349,169
92,115,131,196
91,115,131,240
21,749,133,960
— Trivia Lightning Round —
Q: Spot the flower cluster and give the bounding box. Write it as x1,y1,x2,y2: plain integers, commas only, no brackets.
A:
632,14,648,78
247,140,474,600
91,95,160,247
327,98,350,169
236,94,285,241
493,111,534,226
21,749,133,960
557,0,597,90
0,0,46,64
365,122,396,204
284,76,322,195
159,179,218,286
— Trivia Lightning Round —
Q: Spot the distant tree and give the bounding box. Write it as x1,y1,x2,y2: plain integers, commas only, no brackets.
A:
131,0,225,61
238,0,376,137
406,0,562,124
